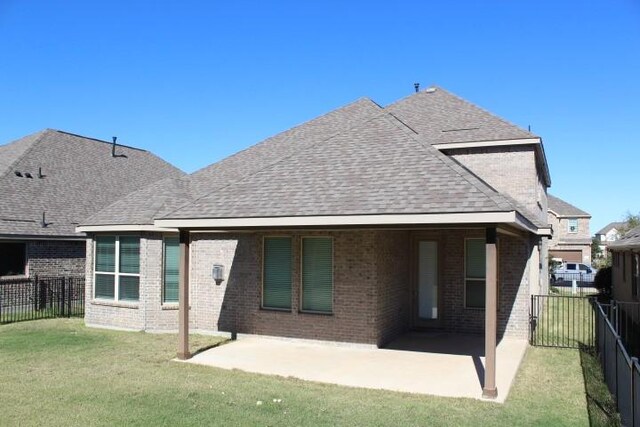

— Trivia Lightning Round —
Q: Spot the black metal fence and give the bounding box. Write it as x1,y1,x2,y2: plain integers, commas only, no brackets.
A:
530,294,595,349
0,276,85,324
610,301,640,359
594,301,640,427
550,271,598,296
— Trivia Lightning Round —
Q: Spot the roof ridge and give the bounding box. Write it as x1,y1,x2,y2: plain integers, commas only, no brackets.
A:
386,85,538,139
0,130,49,180
429,86,538,138
162,101,386,218
381,111,517,213
52,129,149,152
189,97,376,176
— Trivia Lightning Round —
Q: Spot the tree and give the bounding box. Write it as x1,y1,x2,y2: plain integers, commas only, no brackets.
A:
591,237,608,268
618,212,640,236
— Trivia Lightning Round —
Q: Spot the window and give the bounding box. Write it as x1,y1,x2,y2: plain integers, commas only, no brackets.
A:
632,254,639,298
566,263,577,271
95,236,140,301
301,237,333,313
262,237,292,310
163,236,179,303
465,239,486,308
568,219,578,233
0,242,26,276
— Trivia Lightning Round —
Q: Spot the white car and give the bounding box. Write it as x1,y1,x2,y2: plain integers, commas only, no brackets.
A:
552,262,597,284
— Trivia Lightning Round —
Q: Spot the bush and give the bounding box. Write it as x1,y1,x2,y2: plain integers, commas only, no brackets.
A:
594,266,612,296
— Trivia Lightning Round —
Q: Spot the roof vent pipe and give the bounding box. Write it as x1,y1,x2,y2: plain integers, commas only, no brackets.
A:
111,136,117,157
41,211,48,228
38,167,44,179
414,82,420,93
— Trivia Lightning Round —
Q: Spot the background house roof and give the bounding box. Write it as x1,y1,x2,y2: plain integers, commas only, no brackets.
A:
609,226,640,250
0,129,184,238
596,222,626,235
547,194,591,218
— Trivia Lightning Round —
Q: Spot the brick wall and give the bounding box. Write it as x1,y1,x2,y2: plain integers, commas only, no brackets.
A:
612,250,638,302
547,213,591,264
446,145,546,224
27,240,85,277
84,228,532,341
375,230,410,346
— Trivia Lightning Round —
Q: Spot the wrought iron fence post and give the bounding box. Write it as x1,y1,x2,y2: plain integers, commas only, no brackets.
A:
59,278,65,317
632,357,637,427
66,277,72,318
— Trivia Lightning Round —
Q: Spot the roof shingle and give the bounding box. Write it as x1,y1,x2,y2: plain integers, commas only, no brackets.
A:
547,194,590,217
0,129,184,237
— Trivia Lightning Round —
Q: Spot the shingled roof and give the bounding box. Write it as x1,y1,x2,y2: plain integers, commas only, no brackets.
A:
162,110,519,220
547,194,591,218
609,226,640,250
386,86,536,145
0,129,184,237
82,98,382,226
596,222,626,236
81,88,547,233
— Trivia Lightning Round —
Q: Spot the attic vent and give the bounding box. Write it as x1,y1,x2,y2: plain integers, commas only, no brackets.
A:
14,171,22,177
425,87,437,93
25,173,33,179
441,127,480,133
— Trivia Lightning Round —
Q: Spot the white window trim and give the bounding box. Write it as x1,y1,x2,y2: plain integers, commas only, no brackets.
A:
161,234,180,305
94,236,140,302
567,218,578,234
300,236,334,315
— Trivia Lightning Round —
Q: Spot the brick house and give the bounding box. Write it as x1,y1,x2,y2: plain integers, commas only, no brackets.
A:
595,221,625,259
609,226,640,302
0,129,183,279
78,87,552,398
547,194,592,264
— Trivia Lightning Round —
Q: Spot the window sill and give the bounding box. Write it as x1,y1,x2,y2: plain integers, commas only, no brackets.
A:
0,274,29,280
91,299,139,309
161,303,179,310
261,307,292,313
299,310,333,316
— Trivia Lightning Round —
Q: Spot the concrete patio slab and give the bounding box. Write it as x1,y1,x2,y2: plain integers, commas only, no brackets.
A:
183,332,528,403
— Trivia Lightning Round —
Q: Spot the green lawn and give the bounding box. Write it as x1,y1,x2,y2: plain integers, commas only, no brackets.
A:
0,319,616,426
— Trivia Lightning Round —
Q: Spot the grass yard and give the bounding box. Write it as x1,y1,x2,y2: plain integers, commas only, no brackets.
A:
0,319,617,426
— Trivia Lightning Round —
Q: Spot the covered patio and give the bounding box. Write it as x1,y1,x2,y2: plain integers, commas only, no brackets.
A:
182,331,528,403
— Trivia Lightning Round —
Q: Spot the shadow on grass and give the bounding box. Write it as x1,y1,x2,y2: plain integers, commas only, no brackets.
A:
578,344,621,426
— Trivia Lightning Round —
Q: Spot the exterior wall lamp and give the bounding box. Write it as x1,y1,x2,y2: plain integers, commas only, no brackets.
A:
212,264,225,286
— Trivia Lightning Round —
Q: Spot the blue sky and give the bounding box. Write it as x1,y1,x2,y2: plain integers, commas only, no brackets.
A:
1,0,639,232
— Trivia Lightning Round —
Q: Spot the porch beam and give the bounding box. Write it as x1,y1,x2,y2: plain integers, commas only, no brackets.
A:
483,227,498,399
177,229,191,360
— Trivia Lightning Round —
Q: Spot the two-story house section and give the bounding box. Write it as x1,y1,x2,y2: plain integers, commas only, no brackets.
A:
547,194,592,264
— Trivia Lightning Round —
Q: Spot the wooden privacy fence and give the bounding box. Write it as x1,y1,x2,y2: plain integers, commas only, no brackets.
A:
0,276,85,324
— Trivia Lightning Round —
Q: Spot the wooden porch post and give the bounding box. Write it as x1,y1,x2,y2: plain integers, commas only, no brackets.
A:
483,227,498,399
177,229,191,360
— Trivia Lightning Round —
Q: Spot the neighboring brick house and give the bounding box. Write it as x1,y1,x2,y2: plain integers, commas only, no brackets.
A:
595,222,625,259
0,129,184,279
78,86,552,398
609,226,640,302
547,194,592,264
